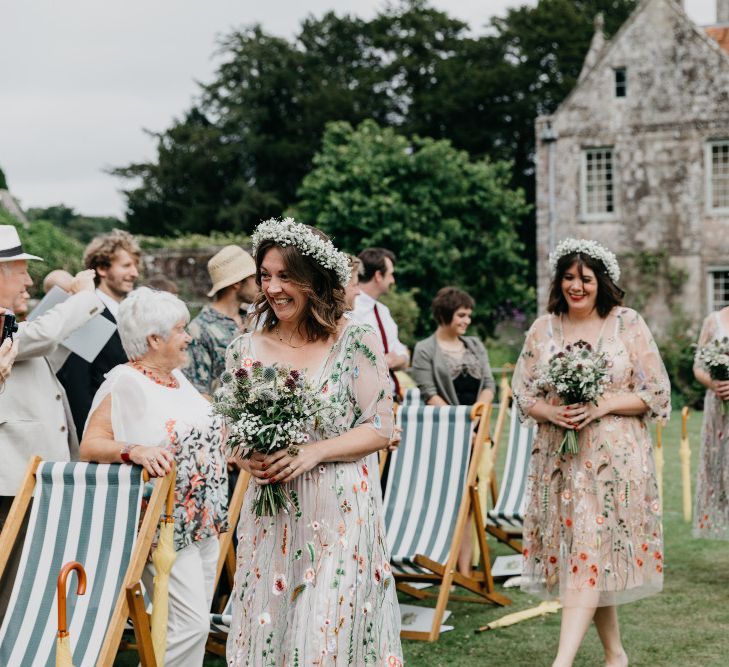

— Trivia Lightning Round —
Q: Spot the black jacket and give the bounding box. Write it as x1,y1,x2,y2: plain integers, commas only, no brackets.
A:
56,306,128,440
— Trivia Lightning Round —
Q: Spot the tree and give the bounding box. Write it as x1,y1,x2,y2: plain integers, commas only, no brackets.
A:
294,119,532,336
384,0,638,262
0,208,84,297
0,166,7,190
114,15,393,236
113,0,638,247
26,204,123,244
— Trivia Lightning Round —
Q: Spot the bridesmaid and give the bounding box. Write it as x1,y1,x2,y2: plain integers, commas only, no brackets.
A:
512,238,670,667
693,306,729,539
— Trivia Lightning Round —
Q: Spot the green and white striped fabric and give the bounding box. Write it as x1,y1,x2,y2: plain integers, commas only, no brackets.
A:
384,404,473,575
210,596,233,634
487,407,535,532
400,387,421,406
0,462,144,667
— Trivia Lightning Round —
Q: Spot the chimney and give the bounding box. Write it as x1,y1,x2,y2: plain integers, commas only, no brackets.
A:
719,0,729,23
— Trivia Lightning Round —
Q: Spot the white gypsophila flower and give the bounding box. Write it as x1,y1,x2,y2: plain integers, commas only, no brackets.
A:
549,238,620,283
251,217,351,287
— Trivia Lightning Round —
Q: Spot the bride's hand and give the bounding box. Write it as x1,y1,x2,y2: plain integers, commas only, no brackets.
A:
255,444,323,485
244,451,269,481
545,404,580,430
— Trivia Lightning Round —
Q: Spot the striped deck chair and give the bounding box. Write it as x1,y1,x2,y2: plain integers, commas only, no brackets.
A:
0,456,174,666
384,402,510,642
400,386,421,406
207,596,234,656
485,379,536,553
206,470,250,657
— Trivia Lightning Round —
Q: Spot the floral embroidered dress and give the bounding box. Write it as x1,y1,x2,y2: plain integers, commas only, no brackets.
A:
512,307,670,607
225,322,402,667
693,310,729,539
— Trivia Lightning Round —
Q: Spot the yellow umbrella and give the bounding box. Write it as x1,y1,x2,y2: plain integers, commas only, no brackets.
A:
151,468,177,666
56,561,86,667
475,600,561,632
473,424,496,566
679,407,692,523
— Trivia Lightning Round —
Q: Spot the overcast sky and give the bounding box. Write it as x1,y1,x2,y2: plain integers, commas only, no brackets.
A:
0,0,717,219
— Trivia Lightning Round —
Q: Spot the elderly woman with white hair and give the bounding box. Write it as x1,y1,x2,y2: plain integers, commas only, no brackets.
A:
80,287,228,667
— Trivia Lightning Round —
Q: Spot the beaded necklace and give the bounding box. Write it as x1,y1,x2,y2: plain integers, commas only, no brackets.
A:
129,361,179,389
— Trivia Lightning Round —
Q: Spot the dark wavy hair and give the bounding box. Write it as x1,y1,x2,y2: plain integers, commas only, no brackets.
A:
358,247,395,283
253,228,347,342
431,287,475,325
547,252,625,318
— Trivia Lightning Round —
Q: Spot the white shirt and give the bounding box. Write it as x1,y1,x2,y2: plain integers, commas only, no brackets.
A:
351,291,408,358
96,287,120,319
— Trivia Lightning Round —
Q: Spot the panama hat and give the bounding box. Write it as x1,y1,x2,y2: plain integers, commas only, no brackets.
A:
207,245,256,297
0,225,43,262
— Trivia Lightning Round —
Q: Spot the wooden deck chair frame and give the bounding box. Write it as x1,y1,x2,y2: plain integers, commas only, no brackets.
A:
206,469,251,657
0,456,175,667
484,375,526,553
387,402,511,642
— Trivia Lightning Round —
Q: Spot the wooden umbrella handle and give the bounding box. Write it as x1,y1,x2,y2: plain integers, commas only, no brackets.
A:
57,561,87,637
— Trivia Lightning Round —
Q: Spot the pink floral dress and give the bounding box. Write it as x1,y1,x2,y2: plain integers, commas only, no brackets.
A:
512,307,670,607
693,310,729,539
225,323,402,666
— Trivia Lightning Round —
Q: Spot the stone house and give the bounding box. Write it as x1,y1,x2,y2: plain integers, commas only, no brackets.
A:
535,0,729,332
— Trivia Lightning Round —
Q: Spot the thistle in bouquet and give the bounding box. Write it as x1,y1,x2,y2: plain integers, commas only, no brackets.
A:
696,336,729,415
213,360,332,516
537,340,611,454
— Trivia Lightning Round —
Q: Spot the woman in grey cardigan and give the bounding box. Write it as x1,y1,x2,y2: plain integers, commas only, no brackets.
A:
411,287,495,576
411,287,495,407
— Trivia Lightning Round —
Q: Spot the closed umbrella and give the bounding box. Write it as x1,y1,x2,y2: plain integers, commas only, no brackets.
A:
680,407,692,522
151,468,177,666
475,600,561,632
56,561,86,667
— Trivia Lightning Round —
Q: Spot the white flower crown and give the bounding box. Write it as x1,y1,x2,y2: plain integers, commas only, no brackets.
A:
251,217,351,287
549,238,620,283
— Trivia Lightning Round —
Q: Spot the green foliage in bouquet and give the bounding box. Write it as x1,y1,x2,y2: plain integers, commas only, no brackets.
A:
538,340,610,454
214,357,337,516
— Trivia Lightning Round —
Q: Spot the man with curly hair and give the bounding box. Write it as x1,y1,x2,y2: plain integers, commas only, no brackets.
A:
57,229,141,438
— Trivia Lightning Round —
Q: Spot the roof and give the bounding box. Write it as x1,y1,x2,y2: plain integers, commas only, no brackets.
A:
705,25,729,54
547,0,729,120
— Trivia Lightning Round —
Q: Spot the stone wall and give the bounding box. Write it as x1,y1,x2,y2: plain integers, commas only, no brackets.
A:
141,247,224,307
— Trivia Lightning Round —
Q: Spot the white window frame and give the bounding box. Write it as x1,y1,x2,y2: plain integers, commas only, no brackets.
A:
580,147,617,221
705,140,729,214
707,266,729,312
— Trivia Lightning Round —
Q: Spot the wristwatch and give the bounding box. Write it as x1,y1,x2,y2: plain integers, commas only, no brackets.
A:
120,443,135,464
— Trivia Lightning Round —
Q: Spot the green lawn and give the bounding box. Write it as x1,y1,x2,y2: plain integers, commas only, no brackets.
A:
398,410,720,667
118,410,719,666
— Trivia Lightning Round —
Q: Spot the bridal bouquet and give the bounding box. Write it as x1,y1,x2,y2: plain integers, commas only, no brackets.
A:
696,337,729,415
537,340,611,454
214,361,331,516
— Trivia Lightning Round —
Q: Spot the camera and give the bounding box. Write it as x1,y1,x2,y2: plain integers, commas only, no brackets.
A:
0,311,18,344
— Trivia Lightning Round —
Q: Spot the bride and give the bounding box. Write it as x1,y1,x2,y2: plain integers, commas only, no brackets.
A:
224,218,402,666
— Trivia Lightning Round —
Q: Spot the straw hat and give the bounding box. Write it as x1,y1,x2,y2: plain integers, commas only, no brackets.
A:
207,245,256,297
0,225,43,262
